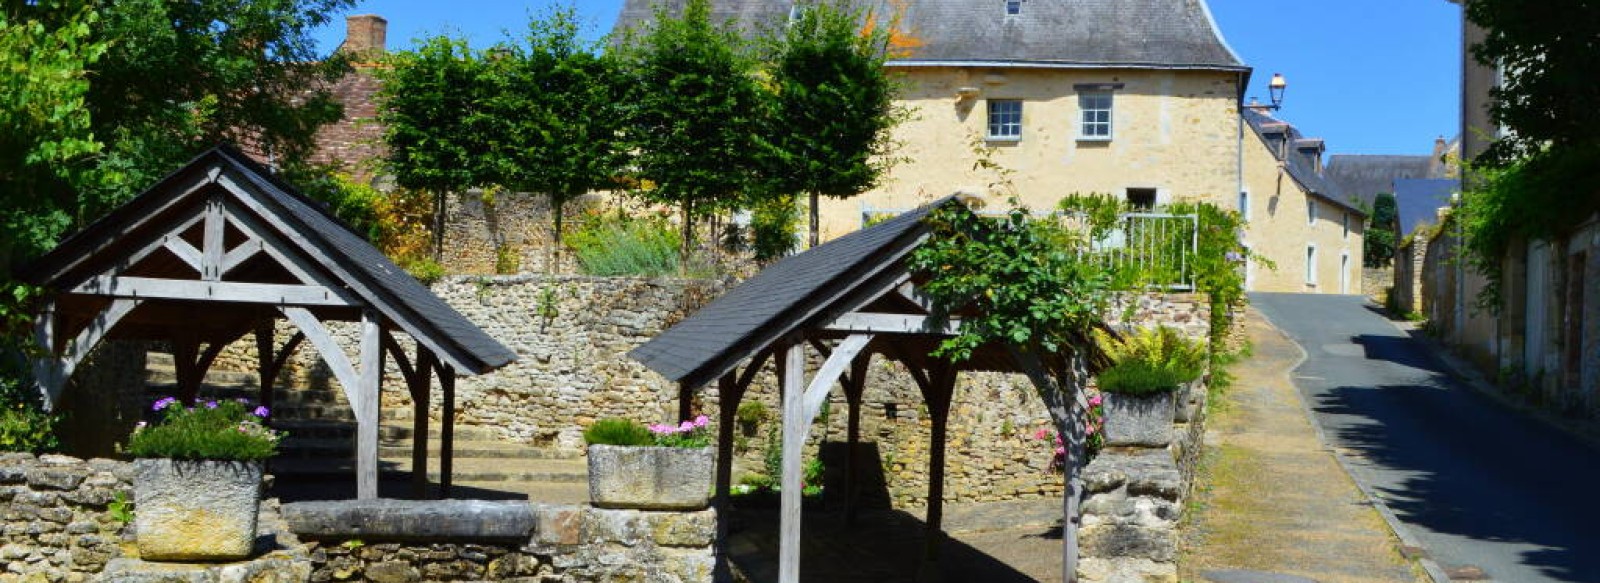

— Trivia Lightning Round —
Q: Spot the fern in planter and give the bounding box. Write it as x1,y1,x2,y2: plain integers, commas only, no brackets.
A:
1095,325,1206,395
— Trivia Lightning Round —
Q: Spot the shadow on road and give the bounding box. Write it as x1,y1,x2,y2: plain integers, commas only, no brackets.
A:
1307,379,1600,581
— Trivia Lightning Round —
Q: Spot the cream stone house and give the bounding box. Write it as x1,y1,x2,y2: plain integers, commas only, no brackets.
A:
614,0,1365,293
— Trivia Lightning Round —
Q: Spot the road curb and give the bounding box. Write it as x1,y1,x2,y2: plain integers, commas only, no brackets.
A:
1250,307,1451,583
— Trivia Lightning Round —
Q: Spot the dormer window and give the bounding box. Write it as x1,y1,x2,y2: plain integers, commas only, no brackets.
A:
1005,0,1022,16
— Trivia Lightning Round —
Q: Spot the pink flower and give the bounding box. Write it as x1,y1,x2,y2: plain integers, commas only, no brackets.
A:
693,415,709,428
1054,446,1065,456
678,420,694,432
1088,394,1103,407
1033,428,1049,440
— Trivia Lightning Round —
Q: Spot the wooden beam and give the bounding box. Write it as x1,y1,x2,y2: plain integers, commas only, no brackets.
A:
920,360,957,568
801,334,873,425
1007,346,1088,583
220,239,264,276
33,299,141,410
280,307,364,418
777,342,807,583
355,310,383,500
412,348,437,500
843,352,871,525
894,281,938,314
439,362,456,499
71,276,358,307
202,197,225,281
163,238,204,274
822,312,960,335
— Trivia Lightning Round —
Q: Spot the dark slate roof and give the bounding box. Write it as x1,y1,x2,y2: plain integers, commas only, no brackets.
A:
1242,108,1365,216
629,196,954,388
1324,154,1434,209
612,0,1247,71
1393,178,1459,236
20,146,516,375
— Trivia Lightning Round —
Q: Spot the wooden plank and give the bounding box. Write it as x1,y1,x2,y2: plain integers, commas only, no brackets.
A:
778,342,806,583
802,334,873,424
411,348,436,500
220,239,264,276
280,307,363,417
356,311,383,500
202,198,225,281
822,312,960,335
70,276,357,307
439,363,456,498
163,238,204,274
31,302,62,410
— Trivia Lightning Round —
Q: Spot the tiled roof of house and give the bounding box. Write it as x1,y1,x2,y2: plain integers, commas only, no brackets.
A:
1243,108,1365,216
1393,178,1459,236
612,0,1247,71
1324,154,1435,209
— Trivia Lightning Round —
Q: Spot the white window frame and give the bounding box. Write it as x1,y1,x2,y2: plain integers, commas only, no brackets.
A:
986,99,1023,141
1305,244,1319,286
1238,190,1251,221
1308,197,1318,226
1340,252,1351,294
1078,92,1113,141
1005,0,1023,16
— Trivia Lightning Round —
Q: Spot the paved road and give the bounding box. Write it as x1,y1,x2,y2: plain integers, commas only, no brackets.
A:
1252,293,1600,583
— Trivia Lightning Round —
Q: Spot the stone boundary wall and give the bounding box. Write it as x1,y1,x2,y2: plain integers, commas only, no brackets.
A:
196,278,1211,508
1078,383,1209,582
1362,267,1392,301
283,499,714,582
0,453,133,580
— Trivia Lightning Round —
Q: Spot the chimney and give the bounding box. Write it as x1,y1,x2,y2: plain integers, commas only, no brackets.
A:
339,14,387,59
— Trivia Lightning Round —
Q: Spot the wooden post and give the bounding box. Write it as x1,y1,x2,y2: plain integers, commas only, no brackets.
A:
918,362,956,571
172,332,201,405
713,372,740,583
355,311,383,500
255,320,275,419
440,364,457,498
678,380,694,422
411,348,437,499
842,354,870,525
777,341,806,583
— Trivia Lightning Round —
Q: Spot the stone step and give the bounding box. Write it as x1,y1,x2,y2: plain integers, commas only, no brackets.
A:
268,456,590,484
144,381,350,406
271,420,499,442
275,438,578,461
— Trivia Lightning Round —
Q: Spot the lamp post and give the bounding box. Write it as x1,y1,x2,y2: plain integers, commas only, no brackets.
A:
1268,72,1287,109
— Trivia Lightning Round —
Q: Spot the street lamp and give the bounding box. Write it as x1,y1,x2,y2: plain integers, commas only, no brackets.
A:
1267,72,1287,110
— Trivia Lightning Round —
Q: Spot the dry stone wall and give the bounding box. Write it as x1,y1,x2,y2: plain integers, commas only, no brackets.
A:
0,453,133,581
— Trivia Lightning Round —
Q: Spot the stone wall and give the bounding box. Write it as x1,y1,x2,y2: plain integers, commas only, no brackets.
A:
1362,267,1391,301
283,500,714,582
201,277,1212,508
0,453,133,580
1393,241,1425,316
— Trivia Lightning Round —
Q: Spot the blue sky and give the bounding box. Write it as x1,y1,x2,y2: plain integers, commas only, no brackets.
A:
311,1,1462,156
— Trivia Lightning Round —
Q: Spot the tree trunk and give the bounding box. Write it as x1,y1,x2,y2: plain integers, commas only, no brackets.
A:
432,190,447,262
809,191,820,249
680,200,695,274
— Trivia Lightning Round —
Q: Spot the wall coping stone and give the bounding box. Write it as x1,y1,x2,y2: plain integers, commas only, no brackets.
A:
283,500,536,542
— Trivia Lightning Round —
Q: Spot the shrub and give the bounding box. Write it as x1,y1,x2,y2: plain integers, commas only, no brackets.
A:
1095,325,1206,396
583,418,654,446
735,401,768,426
125,398,281,461
0,405,58,453
567,212,681,277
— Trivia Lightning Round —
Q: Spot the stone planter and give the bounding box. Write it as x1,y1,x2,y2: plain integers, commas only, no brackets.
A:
587,445,713,510
1102,391,1176,447
134,458,263,561
1173,380,1205,423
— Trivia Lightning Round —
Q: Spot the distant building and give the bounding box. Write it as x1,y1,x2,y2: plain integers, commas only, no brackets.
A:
614,0,1364,293
1239,108,1365,293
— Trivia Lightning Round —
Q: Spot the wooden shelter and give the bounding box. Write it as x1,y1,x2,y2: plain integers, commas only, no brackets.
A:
18,146,516,500
630,197,1105,582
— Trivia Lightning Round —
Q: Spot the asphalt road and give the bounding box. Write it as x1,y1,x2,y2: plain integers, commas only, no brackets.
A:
1251,293,1600,583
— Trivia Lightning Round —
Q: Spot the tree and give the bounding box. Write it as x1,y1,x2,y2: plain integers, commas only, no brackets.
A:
2,0,352,269
615,0,766,261
761,0,902,248
1459,1,1600,309
1364,192,1398,268
480,8,623,248
377,35,488,260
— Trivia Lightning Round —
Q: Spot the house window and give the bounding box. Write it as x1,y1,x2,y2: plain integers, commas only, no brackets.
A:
1307,197,1318,225
1005,0,1022,16
1079,93,1113,140
1238,190,1251,220
1342,212,1350,239
987,99,1022,141
1126,188,1157,210
1305,244,1318,286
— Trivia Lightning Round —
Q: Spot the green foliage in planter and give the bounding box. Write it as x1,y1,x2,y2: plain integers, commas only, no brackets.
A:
1095,360,1186,396
126,398,280,461
1096,325,1206,396
583,418,654,446
735,401,768,427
